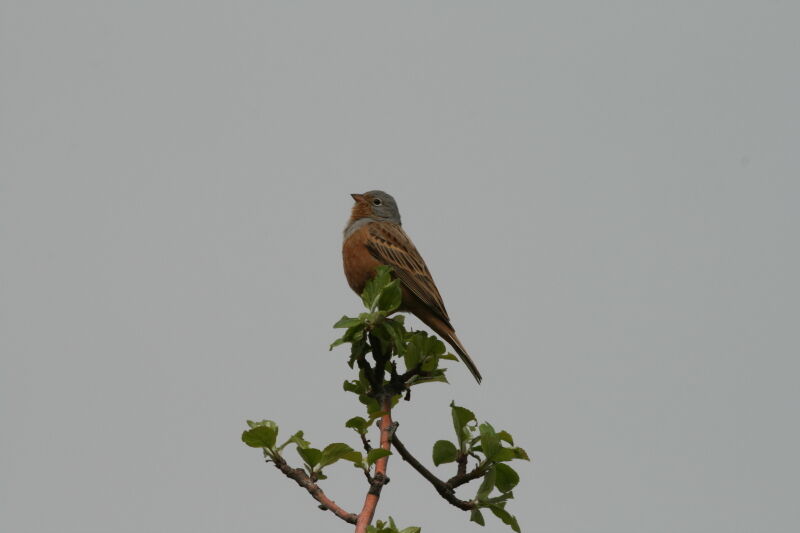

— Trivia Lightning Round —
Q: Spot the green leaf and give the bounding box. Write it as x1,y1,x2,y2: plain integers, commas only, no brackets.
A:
484,491,515,505
369,319,388,336
318,443,357,468
479,422,501,461
476,465,496,500
296,447,322,469
345,416,369,434
407,370,449,387
348,336,370,368
246,419,278,431
492,448,517,463
343,379,366,395
344,324,366,342
330,321,366,351
425,336,446,356
367,448,392,466
420,353,438,372
450,402,477,449
488,504,521,533
333,315,362,329
342,450,364,464
513,447,530,461
470,508,486,526
491,448,514,462
432,440,458,466
329,338,346,350
494,463,520,492
404,338,421,370
377,279,402,312
383,318,406,355
404,331,445,368
492,446,530,463
497,430,514,445
440,352,459,361
361,265,394,310
277,430,310,452
241,426,277,449
367,517,419,533
365,397,383,418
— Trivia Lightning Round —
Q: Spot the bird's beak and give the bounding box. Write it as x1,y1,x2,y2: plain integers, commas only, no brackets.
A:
351,193,365,202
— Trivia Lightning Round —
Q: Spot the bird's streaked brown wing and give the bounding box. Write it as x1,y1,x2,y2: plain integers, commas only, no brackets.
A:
365,222,450,323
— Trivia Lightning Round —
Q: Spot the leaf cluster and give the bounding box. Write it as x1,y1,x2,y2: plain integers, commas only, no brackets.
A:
242,419,392,481
331,266,454,399
242,265,530,532
367,517,420,533
431,403,529,532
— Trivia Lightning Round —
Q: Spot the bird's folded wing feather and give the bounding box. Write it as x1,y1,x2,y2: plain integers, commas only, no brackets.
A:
366,222,451,323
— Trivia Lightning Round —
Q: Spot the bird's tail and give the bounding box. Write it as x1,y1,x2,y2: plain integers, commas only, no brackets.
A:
428,320,482,384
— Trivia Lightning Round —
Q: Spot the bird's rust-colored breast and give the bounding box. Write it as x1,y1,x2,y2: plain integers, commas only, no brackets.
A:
342,223,382,295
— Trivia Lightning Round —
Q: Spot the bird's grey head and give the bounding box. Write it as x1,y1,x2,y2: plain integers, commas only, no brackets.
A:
351,190,402,225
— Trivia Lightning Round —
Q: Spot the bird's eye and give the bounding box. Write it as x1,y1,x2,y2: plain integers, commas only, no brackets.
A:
372,198,382,206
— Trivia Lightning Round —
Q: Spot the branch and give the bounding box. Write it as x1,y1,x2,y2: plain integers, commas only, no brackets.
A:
391,432,476,511
455,451,468,478
447,462,488,488
360,432,372,453
271,455,358,524
355,396,394,533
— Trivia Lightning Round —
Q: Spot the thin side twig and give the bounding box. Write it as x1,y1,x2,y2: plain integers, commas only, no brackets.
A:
272,456,358,524
391,433,476,511
447,463,488,488
360,432,372,453
455,451,468,478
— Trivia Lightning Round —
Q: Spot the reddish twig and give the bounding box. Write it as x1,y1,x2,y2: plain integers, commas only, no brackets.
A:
272,455,357,524
354,396,394,532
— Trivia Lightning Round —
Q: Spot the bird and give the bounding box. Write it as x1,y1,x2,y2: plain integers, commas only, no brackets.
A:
342,190,482,383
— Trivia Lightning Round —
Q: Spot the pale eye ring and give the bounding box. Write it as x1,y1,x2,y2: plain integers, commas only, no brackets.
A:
372,198,382,206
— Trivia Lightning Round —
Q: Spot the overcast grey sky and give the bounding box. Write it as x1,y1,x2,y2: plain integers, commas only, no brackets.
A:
2,2,799,532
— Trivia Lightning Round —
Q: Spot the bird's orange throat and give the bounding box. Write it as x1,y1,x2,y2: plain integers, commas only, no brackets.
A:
348,201,373,225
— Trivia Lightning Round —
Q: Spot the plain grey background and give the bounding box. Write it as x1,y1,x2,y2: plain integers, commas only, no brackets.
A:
2,2,798,532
